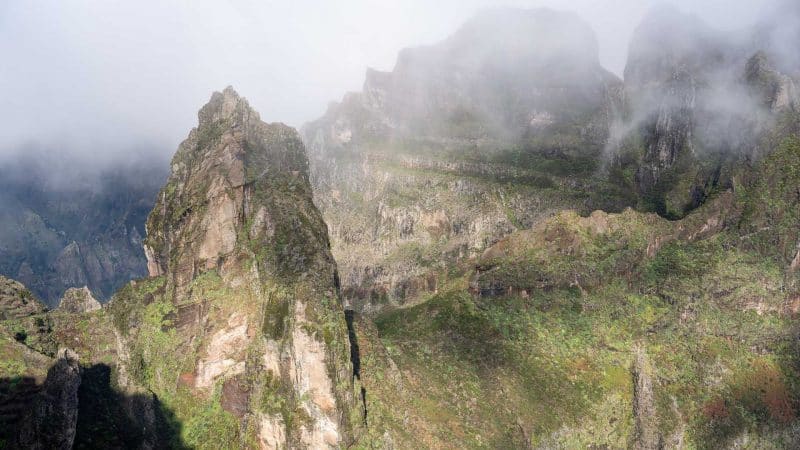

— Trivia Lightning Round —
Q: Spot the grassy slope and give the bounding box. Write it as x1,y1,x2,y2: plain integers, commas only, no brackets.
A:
351,136,800,449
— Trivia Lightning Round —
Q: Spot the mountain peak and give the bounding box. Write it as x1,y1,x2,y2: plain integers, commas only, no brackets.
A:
145,88,312,282
197,85,260,127
57,286,101,314
135,89,361,447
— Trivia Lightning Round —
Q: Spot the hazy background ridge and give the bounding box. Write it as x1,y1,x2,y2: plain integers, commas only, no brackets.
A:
0,0,777,164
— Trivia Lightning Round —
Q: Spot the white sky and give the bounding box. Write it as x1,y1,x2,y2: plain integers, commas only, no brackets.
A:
0,0,774,161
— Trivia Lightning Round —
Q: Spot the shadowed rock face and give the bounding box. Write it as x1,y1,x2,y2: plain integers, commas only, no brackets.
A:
0,273,182,449
58,286,101,314
15,348,82,450
618,5,799,218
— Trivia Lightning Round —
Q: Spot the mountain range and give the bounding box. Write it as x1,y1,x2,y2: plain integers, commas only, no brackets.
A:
1,5,799,449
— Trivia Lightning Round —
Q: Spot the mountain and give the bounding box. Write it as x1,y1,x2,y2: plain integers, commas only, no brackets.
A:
1,5,800,449
0,156,166,306
299,6,800,448
611,5,799,218
307,8,619,147
303,8,626,312
130,86,362,448
0,88,363,449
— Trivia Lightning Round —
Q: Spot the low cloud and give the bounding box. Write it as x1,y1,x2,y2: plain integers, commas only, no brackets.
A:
0,0,784,169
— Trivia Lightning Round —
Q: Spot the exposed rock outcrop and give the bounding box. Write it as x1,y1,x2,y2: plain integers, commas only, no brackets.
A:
118,86,361,447
57,286,101,314
15,348,82,450
632,346,661,450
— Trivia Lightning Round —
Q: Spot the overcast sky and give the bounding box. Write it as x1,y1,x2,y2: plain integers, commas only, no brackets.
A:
0,0,775,163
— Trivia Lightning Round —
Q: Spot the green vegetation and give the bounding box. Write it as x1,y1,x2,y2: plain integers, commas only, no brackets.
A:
354,187,800,448
738,135,800,263
180,388,240,449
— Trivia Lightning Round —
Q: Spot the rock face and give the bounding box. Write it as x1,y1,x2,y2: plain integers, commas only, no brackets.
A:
745,51,799,113
144,87,314,288
57,286,101,314
15,348,82,450
632,347,661,450
117,87,360,448
304,8,624,312
616,5,799,218
0,158,165,306
0,275,47,319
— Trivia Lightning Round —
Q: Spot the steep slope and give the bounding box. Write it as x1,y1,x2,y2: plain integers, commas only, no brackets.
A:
304,8,626,312
611,5,799,218
0,158,166,306
354,137,800,446
0,275,47,320
301,6,800,448
110,87,362,448
1,88,364,449
0,277,91,449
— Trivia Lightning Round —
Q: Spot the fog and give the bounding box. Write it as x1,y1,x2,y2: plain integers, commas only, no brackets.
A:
0,0,781,166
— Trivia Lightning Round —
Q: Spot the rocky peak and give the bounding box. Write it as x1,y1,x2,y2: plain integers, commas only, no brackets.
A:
132,87,360,447
144,87,312,287
197,86,260,128
57,286,101,314
305,8,621,151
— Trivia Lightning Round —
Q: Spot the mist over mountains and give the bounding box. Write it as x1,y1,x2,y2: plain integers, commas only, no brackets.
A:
0,152,166,305
0,1,799,448
0,0,780,164
2,0,798,323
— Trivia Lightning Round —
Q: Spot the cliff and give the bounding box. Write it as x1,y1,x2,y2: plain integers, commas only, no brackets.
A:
613,5,799,218
114,87,362,448
303,8,627,312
